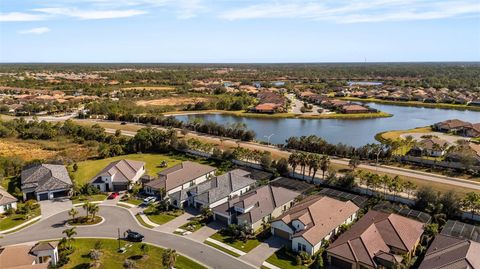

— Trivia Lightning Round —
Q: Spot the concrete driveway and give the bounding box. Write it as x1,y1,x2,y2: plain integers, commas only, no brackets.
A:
240,236,288,267
187,221,223,242
39,198,72,219
154,208,199,233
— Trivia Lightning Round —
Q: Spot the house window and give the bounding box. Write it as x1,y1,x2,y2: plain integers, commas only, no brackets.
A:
297,243,306,252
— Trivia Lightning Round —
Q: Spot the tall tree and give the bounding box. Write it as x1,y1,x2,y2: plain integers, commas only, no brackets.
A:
320,155,330,180
162,249,177,269
461,192,480,219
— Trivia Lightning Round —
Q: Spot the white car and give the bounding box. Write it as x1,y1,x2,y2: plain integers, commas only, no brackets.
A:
142,196,156,205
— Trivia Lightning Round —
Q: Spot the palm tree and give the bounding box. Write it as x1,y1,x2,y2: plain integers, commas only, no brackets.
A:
299,152,308,180
348,156,360,171
62,227,77,249
461,192,480,219
68,207,78,221
404,181,416,200
83,202,92,219
309,154,320,182
162,248,177,269
288,153,300,177
380,175,391,198
320,155,330,180
89,203,100,221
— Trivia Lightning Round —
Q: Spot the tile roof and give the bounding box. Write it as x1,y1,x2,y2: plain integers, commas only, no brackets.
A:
419,234,480,269
90,159,145,183
30,242,58,252
21,164,72,193
273,195,359,246
213,185,300,225
0,245,43,269
145,161,216,192
327,210,424,268
0,187,17,206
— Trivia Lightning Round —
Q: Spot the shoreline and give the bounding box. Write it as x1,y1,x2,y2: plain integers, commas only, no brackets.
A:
339,97,480,112
163,109,392,120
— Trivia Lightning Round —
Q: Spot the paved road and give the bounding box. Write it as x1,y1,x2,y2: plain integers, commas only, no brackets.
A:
102,123,480,192
0,206,255,269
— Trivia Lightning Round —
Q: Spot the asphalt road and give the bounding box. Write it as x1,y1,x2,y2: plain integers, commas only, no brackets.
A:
0,206,255,269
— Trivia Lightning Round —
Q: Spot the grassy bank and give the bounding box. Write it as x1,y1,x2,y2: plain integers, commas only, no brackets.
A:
340,97,480,111
164,109,392,120
375,126,432,143
63,238,206,269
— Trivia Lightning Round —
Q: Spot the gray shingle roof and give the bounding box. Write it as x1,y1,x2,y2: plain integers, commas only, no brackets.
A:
0,187,17,206
21,164,72,193
89,159,145,183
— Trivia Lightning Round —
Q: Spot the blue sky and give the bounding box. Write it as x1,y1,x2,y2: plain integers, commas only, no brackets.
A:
1,0,479,63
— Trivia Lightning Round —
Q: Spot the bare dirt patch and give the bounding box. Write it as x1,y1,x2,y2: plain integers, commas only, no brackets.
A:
136,97,210,106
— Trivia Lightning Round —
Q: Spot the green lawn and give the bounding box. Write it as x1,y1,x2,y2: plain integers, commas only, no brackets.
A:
145,210,184,225
72,194,107,205
135,214,155,228
0,207,41,231
266,247,309,269
63,238,206,269
210,232,263,253
204,240,241,257
179,218,205,232
122,198,143,206
70,153,183,185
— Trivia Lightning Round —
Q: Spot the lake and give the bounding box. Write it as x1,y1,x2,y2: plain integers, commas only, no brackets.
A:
174,103,480,146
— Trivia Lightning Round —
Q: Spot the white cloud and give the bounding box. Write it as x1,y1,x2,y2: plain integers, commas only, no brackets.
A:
0,12,46,22
219,0,480,23
34,7,147,20
19,27,51,34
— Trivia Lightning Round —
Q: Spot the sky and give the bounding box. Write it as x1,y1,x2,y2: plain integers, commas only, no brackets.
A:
0,0,479,63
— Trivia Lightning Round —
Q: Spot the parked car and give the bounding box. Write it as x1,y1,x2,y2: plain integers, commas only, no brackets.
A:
108,192,119,199
126,229,144,242
121,122,127,125
141,196,156,206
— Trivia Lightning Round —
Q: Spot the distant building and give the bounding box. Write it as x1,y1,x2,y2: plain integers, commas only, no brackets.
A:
433,119,471,133
409,137,450,157
90,159,146,192
271,195,359,256
21,164,72,201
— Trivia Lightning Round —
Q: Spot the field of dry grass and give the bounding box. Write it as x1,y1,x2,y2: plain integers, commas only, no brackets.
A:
136,97,210,106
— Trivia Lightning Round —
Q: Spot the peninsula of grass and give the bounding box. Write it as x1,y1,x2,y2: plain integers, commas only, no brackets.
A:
71,194,107,205
204,240,241,257
0,207,41,231
70,153,182,185
375,126,432,143
62,238,206,269
266,247,309,269
340,97,480,111
210,232,263,253
67,216,103,226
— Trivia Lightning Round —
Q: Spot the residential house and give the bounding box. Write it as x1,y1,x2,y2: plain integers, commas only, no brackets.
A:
169,169,255,209
271,195,359,256
212,185,300,232
419,220,480,269
90,159,145,192
409,138,450,157
144,161,216,198
433,119,471,133
0,188,17,214
0,242,59,269
341,104,371,114
251,103,281,113
21,164,73,201
326,210,424,269
460,123,480,138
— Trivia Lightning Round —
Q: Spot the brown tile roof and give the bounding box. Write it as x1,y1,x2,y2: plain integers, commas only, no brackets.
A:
254,103,279,111
273,195,359,246
0,187,17,206
419,234,480,269
435,119,472,130
342,104,369,112
145,161,216,192
90,159,145,183
0,245,38,269
418,138,449,150
327,210,424,268
30,242,57,252
213,185,300,225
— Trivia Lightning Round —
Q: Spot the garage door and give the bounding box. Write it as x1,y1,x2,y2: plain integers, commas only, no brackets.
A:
113,184,128,191
330,256,352,269
53,190,69,198
38,193,49,201
273,228,291,240
215,214,229,225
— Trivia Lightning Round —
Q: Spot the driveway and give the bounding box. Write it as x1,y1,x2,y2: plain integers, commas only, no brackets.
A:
0,205,255,269
39,198,72,219
154,207,199,233
240,236,288,267
187,221,223,242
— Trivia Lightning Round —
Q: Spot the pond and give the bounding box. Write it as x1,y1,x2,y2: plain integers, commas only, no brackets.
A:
174,103,480,147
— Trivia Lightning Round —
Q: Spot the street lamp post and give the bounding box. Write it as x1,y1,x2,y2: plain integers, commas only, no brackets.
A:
264,133,274,145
